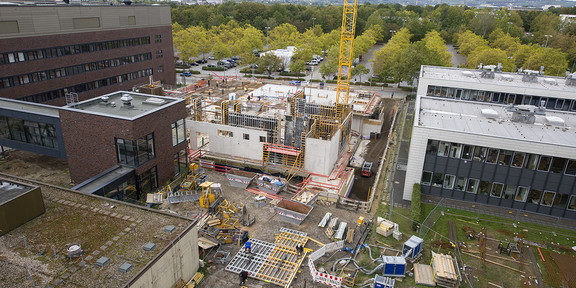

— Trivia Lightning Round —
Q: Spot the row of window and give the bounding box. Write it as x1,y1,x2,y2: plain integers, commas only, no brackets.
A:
218,129,266,142
172,119,186,146
0,37,151,66
0,117,58,149
116,133,155,167
19,68,154,103
426,85,576,112
421,171,576,210
0,53,152,89
427,140,576,175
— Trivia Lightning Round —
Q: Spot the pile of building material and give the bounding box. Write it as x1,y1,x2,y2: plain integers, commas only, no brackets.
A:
256,174,286,194
376,217,396,237
431,252,459,288
414,264,436,286
292,188,319,205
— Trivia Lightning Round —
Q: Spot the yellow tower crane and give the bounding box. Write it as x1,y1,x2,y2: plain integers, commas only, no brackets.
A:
335,0,359,107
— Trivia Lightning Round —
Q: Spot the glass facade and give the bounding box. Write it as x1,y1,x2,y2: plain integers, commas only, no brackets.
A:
172,119,186,146
426,85,576,112
0,116,58,149
116,133,155,167
0,36,151,66
422,139,576,214
0,53,152,89
137,166,158,196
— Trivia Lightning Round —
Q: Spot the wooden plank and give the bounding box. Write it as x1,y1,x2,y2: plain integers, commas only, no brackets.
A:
414,264,436,287
463,252,525,273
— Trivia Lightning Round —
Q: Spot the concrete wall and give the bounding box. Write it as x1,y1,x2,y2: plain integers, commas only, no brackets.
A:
304,129,341,175
0,183,44,236
127,224,199,288
187,120,267,161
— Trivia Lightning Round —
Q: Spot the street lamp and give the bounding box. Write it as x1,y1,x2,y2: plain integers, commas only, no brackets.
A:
312,18,316,34
544,35,552,48
506,22,512,36
265,27,271,51
390,30,396,38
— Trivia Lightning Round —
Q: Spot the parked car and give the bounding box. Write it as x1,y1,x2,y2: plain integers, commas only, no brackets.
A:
180,71,192,77
249,64,259,69
361,161,373,177
196,59,207,64
306,60,319,66
207,64,217,68
289,80,301,86
190,62,199,66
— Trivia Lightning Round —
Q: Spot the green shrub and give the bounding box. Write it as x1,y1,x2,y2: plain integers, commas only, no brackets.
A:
280,71,306,77
411,183,422,231
202,66,225,71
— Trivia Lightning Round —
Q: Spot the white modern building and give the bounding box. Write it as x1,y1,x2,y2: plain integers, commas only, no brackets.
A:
404,66,576,219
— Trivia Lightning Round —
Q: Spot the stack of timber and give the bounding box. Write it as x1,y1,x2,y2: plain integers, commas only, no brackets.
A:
431,252,459,288
414,264,435,287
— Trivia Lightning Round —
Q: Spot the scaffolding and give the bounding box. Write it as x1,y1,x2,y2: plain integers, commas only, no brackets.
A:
263,143,304,169
228,112,279,143
221,100,229,125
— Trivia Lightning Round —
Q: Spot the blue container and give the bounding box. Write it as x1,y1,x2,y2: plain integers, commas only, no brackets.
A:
402,235,423,259
381,256,406,277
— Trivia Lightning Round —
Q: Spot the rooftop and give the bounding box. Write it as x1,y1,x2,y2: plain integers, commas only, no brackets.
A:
0,98,59,117
418,96,576,148
61,91,183,120
420,65,576,94
0,179,34,205
0,175,193,287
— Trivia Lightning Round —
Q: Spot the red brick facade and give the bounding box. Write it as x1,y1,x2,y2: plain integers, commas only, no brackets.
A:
0,26,175,105
59,101,187,186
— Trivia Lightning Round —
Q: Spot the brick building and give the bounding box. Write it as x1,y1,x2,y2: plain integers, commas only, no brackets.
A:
0,91,187,201
0,4,175,105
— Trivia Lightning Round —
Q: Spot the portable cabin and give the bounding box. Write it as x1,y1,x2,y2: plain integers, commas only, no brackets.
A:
381,256,406,277
402,235,424,260
374,275,395,288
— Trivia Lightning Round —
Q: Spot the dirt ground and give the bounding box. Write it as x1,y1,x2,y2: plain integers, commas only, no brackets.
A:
349,98,397,201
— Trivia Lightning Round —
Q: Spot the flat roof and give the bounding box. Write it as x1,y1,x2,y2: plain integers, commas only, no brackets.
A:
0,179,34,205
0,175,193,287
418,96,576,148
421,66,576,94
0,98,60,117
61,91,183,120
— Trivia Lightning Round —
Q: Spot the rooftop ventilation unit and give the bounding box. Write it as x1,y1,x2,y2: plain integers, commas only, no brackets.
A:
462,71,474,77
143,98,166,106
481,70,495,79
120,94,133,108
501,74,514,82
506,104,546,124
566,72,576,86
545,116,565,127
543,78,558,85
481,109,499,119
521,69,540,83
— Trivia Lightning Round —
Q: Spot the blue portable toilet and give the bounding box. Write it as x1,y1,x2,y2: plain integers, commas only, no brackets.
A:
381,256,406,277
402,235,424,260
374,275,395,288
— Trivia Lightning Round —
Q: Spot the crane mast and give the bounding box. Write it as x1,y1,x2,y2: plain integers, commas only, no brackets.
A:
335,0,358,106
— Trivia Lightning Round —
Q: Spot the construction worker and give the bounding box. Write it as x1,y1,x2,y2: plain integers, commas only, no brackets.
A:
245,239,252,254
239,270,249,286
296,243,303,257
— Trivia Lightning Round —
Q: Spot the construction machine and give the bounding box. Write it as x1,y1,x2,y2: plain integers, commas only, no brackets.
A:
199,182,222,208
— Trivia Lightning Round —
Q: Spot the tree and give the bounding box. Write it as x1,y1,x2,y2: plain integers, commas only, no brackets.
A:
466,47,509,69
270,23,300,50
469,11,496,37
456,30,489,56
422,30,452,66
524,47,568,76
372,27,412,78
173,26,211,62
212,40,230,60
489,29,521,56
258,53,282,76
290,46,313,73
351,64,370,82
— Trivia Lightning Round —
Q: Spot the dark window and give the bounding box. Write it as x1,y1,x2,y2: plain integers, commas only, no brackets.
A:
116,133,155,167
478,180,491,195
498,150,513,166
473,147,487,162
455,177,466,191
524,154,539,170
174,149,187,176
568,196,576,210
426,140,438,154
541,191,555,207
515,187,529,202
491,183,504,198
243,133,250,140
550,157,567,173
432,173,444,187
421,171,432,185
461,145,474,160
528,188,542,204
437,142,449,157
511,152,525,168
486,148,499,164
259,136,266,142
566,160,576,175
138,166,158,195
552,193,569,209
503,185,516,200
172,119,186,146
443,175,455,189
466,179,479,193
537,156,552,172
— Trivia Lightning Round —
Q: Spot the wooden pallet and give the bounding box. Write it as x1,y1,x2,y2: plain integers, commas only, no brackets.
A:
414,264,435,287
431,252,459,288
